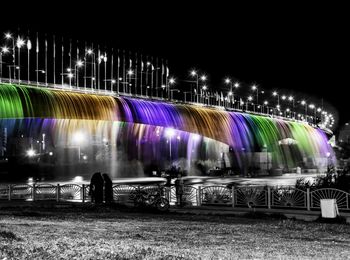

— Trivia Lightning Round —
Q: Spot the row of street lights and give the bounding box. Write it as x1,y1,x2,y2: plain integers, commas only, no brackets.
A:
0,31,172,98
166,69,334,128
0,31,335,129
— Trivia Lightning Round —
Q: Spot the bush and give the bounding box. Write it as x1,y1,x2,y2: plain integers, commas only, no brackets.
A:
296,167,350,192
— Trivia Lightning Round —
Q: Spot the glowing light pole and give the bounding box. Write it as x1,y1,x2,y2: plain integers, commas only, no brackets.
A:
251,85,258,105
309,104,316,124
247,96,253,111
86,48,95,91
4,33,15,81
26,39,32,83
263,100,269,114
16,36,25,83
167,77,176,100
127,69,134,93
190,70,207,103
75,60,84,88
225,78,239,108
301,100,308,121
0,46,10,83
288,96,295,118
272,91,280,115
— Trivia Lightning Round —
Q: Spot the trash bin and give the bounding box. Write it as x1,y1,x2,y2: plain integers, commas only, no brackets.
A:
320,199,339,218
296,167,301,174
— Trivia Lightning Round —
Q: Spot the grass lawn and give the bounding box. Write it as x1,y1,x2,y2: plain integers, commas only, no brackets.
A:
1,206,350,259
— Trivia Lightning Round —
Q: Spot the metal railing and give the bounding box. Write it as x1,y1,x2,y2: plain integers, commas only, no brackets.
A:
1,183,349,211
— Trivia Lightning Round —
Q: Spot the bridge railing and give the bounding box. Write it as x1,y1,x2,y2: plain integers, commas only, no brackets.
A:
1,183,349,211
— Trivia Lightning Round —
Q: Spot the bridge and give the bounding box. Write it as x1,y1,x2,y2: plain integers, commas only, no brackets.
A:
0,81,333,179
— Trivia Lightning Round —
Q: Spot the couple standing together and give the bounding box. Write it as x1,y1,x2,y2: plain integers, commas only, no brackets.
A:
89,172,113,203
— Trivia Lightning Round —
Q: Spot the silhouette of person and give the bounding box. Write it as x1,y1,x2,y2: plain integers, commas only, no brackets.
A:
89,172,104,203
102,173,113,204
175,174,184,207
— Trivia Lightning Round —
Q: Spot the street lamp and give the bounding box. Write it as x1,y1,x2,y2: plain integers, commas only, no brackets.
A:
247,96,253,111
301,100,308,122
309,104,316,124
16,36,25,83
75,60,84,88
251,85,259,104
127,69,135,93
4,32,15,81
167,77,177,100
202,85,208,104
25,39,32,83
272,91,280,106
0,46,10,83
263,100,268,114
190,70,207,103
86,49,96,90
224,78,239,108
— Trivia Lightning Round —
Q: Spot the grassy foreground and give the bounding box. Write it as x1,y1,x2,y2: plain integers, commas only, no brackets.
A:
1,207,350,259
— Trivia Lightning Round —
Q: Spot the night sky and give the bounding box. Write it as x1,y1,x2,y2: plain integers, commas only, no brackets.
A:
1,3,348,129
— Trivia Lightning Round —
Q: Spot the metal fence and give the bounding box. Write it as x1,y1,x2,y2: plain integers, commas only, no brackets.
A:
1,183,349,211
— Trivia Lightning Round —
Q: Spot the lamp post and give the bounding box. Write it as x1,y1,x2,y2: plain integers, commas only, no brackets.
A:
272,91,279,106
190,70,207,103
288,96,295,118
0,46,10,83
16,36,25,83
251,85,258,105
309,104,316,124
263,100,268,114
85,49,96,91
301,100,308,122
247,96,253,111
167,77,176,100
201,85,208,105
26,39,32,83
127,69,134,94
4,33,15,81
225,78,239,108
75,60,84,88
272,91,280,116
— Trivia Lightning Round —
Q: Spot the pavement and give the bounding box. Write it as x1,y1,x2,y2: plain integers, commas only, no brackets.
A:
1,200,349,224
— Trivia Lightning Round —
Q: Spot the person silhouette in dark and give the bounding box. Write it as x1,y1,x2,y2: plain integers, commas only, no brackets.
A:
89,172,104,203
102,173,113,204
174,173,184,207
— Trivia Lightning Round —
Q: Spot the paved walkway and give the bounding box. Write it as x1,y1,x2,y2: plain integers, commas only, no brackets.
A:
1,200,349,223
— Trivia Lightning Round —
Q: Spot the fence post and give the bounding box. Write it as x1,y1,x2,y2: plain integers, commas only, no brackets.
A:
56,184,60,202
166,187,171,202
267,187,271,209
198,186,202,206
231,186,235,208
82,184,85,203
8,185,11,201
306,188,310,211
32,184,36,201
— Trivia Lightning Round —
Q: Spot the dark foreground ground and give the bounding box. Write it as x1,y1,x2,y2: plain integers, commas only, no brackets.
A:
1,205,350,259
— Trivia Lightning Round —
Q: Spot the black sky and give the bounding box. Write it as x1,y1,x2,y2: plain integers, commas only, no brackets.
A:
1,2,348,129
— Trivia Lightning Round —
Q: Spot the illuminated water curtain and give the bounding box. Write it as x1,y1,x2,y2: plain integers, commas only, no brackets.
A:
0,83,333,178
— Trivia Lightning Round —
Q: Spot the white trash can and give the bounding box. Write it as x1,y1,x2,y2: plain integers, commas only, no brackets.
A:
320,199,339,218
